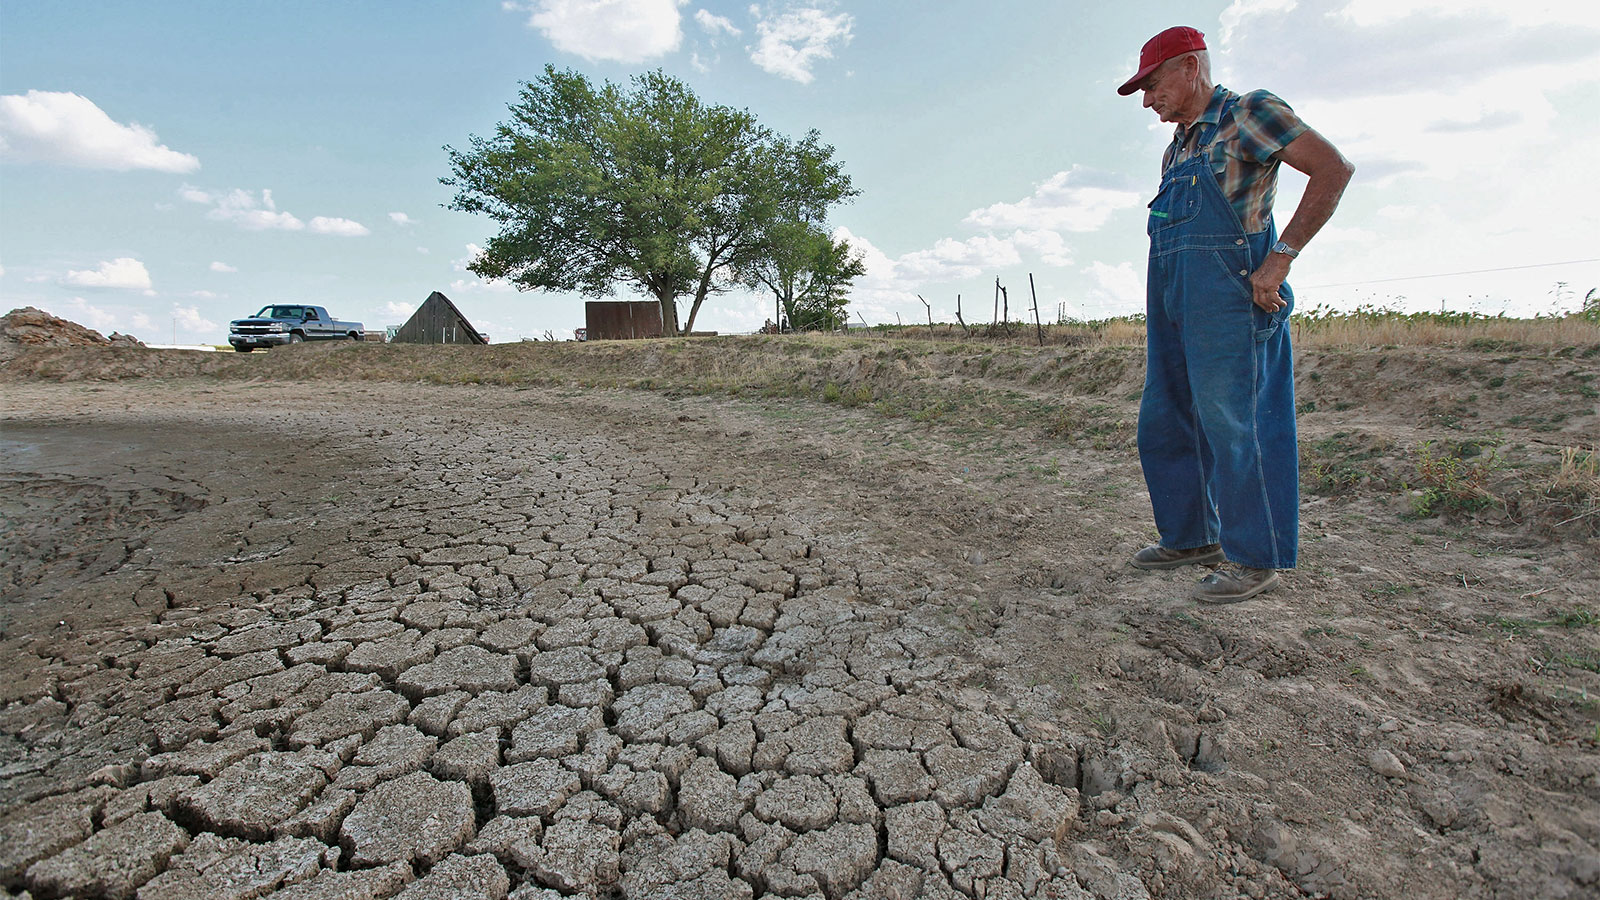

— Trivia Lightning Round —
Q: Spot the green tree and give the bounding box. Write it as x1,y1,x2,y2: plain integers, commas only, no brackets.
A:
443,67,856,336
741,221,865,331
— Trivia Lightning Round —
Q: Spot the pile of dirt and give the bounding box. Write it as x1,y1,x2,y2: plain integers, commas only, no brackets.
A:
0,307,143,363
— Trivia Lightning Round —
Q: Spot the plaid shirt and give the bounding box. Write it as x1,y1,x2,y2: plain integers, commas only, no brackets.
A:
1163,85,1308,234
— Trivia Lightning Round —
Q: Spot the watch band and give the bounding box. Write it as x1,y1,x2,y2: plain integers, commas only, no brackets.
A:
1271,240,1299,259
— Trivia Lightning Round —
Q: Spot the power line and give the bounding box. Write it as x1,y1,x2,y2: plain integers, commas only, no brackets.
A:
1301,258,1600,290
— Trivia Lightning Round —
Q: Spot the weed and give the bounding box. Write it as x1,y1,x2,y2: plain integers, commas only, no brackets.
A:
1026,458,1062,479
1554,609,1600,628
1409,439,1503,517
1089,708,1116,736
911,400,948,423
1550,446,1600,499
1487,611,1597,636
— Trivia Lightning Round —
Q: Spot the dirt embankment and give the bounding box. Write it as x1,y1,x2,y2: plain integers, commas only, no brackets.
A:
0,307,143,363
1,321,1598,900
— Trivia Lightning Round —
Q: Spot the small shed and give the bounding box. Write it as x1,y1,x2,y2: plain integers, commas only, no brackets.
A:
585,301,663,340
392,291,488,344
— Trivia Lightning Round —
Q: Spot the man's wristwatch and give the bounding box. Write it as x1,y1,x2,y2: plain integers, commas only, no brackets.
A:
1270,240,1300,259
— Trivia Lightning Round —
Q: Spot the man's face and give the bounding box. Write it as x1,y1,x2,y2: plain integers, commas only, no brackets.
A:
1140,56,1193,124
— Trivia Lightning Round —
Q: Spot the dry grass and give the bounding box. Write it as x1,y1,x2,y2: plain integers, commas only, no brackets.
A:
1552,446,1600,503
1292,311,1600,350
863,309,1600,351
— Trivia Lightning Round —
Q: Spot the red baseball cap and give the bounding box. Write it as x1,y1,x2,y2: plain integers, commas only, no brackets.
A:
1117,26,1206,96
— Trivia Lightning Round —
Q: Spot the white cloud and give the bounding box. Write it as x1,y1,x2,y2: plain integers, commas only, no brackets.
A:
964,166,1142,233
511,0,686,63
189,289,218,299
416,247,430,254
897,235,1021,282
449,277,518,294
185,185,365,235
389,211,416,226
453,244,486,271
62,257,153,290
1315,225,1381,244
1215,0,1600,101
383,301,417,319
0,263,5,278
55,297,121,333
695,8,739,35
1007,229,1074,267
449,244,517,293
749,6,854,83
1081,261,1143,313
208,188,304,230
308,216,370,236
210,261,237,273
0,91,200,173
1334,0,1600,30
172,304,218,334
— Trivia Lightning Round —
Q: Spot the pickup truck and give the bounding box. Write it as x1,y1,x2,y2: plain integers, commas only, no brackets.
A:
229,305,364,351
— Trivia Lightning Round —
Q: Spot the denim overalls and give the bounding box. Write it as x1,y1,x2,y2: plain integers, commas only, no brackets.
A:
1137,96,1298,570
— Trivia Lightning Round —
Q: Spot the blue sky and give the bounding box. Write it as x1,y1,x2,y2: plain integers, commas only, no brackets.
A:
3,1,1597,344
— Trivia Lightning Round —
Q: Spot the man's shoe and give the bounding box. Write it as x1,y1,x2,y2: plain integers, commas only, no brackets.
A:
1130,543,1224,570
1193,564,1280,603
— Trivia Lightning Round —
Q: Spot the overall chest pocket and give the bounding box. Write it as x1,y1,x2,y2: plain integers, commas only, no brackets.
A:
1147,178,1201,236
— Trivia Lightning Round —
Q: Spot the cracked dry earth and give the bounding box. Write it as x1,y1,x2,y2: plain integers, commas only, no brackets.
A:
1,376,1597,900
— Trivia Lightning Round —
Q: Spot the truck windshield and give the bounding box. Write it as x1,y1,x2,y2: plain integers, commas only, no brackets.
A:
256,306,305,319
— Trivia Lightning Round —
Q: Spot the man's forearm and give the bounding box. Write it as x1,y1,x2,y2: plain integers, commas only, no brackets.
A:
1279,164,1354,252
1274,130,1355,252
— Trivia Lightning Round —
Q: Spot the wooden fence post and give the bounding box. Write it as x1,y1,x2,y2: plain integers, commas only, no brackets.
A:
1029,273,1044,346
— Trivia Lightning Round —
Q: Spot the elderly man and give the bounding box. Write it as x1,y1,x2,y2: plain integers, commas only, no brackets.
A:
1120,26,1354,602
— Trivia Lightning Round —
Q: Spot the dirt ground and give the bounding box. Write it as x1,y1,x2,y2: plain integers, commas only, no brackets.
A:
1,336,1598,900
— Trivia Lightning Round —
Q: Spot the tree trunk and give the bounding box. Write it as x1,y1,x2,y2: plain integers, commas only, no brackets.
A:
683,265,719,335
657,291,680,337
683,289,706,335
781,289,797,331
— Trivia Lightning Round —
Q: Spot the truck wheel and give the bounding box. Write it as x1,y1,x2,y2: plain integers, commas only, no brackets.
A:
288,333,305,344
233,346,253,352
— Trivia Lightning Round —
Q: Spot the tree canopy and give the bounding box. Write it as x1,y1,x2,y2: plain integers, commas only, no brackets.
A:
739,221,864,331
443,67,859,336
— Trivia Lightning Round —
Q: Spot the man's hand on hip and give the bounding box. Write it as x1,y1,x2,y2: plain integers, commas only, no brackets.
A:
1249,253,1291,313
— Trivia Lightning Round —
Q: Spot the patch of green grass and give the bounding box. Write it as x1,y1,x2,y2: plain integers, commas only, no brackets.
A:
1025,458,1062,479
1487,610,1597,637
1408,439,1504,517
1089,708,1116,736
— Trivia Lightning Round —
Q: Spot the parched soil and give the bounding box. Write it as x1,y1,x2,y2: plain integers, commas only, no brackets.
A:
1,335,1597,900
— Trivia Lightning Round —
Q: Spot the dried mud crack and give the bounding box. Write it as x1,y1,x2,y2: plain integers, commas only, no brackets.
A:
2,373,1597,900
